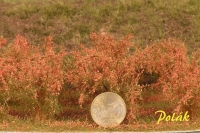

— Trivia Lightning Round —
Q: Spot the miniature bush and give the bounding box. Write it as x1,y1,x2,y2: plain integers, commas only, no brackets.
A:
65,33,200,123
0,35,66,120
0,33,199,123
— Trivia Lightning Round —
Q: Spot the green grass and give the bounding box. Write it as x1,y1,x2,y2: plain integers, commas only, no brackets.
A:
0,0,200,53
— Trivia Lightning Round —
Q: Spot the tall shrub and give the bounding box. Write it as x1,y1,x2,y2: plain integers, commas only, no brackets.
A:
133,39,200,119
0,35,66,120
65,34,200,122
66,33,143,122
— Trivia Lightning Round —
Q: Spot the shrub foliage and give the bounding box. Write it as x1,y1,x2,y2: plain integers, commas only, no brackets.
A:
0,33,199,123
0,35,66,120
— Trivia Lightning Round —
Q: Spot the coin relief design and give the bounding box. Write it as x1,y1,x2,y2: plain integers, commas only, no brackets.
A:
91,92,126,128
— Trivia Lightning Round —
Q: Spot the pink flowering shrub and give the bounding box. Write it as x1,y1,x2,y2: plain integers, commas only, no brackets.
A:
133,39,200,119
0,35,66,120
0,33,199,123
65,33,200,122
65,33,143,122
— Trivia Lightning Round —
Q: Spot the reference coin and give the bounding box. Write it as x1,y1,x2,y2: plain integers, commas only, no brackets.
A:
90,92,126,128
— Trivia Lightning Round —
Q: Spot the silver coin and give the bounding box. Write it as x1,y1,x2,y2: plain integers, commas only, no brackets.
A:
90,92,126,128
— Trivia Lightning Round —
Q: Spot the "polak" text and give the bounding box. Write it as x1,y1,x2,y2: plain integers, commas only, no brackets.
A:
155,110,190,124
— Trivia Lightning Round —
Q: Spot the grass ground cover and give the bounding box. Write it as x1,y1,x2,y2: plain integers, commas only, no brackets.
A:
0,115,200,132
0,0,200,132
0,0,200,53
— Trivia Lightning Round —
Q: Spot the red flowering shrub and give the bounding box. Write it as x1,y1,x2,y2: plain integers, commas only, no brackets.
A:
0,35,66,120
133,39,200,119
66,33,200,123
161,48,200,118
65,33,144,122
0,33,199,123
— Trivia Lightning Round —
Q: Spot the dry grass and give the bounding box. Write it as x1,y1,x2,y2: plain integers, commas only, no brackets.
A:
1,0,200,53
0,116,200,132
